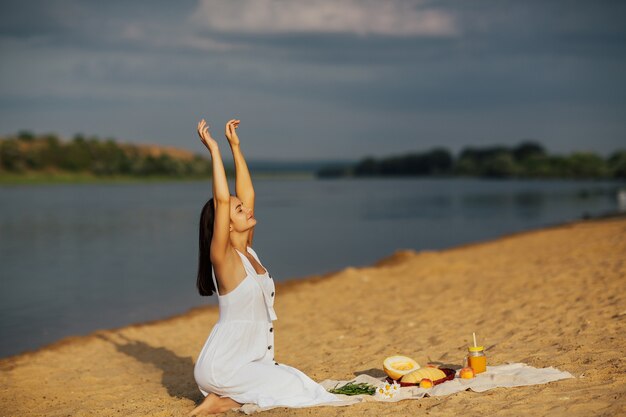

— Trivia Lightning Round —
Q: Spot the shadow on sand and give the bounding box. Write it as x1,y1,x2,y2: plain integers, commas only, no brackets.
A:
353,368,387,378
96,333,201,403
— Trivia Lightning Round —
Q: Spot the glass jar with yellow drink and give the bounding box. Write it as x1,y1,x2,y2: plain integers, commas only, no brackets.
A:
467,345,487,374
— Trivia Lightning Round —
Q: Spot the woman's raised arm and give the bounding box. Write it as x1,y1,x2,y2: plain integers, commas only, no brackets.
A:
197,119,231,263
225,119,256,245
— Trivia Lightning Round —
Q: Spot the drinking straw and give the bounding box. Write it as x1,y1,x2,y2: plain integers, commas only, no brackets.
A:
473,332,477,347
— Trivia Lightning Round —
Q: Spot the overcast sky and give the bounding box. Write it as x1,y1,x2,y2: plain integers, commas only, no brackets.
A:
0,0,624,161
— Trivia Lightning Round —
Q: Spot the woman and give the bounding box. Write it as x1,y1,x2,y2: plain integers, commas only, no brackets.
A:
191,119,342,415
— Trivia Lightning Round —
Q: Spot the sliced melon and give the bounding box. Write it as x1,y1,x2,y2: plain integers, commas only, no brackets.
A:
383,355,420,380
400,367,446,383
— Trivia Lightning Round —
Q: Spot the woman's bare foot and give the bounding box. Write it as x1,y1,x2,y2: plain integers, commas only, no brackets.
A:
188,393,242,416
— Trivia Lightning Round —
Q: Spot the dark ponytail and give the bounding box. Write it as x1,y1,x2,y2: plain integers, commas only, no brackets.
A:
197,198,217,296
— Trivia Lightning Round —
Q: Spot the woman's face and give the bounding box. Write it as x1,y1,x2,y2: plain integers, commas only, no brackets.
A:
229,196,256,232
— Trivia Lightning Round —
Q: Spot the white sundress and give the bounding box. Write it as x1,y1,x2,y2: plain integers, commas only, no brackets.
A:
193,246,341,408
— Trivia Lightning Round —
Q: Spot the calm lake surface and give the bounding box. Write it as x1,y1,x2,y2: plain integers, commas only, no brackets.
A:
0,177,624,358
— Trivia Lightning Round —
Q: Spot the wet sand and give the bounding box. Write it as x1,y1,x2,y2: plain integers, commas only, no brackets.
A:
1,215,625,416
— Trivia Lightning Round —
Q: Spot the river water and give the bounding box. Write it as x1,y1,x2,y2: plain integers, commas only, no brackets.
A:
0,177,623,358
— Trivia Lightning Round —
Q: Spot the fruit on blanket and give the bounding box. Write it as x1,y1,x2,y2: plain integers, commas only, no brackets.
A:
383,355,420,380
460,367,475,379
419,378,434,389
401,366,446,383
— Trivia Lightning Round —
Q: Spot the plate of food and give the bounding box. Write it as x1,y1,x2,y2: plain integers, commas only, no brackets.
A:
383,355,456,388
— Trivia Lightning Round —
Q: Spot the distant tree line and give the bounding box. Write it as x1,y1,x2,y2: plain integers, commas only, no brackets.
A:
317,141,626,180
0,131,217,178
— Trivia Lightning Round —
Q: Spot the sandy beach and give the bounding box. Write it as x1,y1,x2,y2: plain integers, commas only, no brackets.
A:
1,215,625,416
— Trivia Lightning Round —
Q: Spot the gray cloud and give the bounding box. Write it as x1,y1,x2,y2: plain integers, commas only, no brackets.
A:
191,0,459,37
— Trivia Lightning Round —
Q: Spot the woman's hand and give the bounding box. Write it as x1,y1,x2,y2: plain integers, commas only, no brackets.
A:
197,119,218,151
225,119,241,146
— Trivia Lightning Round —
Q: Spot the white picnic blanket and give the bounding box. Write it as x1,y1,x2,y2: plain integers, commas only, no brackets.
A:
239,362,575,414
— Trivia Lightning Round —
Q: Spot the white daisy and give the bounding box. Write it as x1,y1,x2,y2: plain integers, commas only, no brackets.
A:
375,381,401,399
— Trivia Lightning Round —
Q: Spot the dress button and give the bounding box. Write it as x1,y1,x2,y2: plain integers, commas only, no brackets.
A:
270,327,273,332
271,292,274,297
268,345,272,350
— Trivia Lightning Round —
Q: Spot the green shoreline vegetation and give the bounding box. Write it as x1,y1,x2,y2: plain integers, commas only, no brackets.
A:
0,131,217,184
0,131,315,185
318,141,626,180
1,131,625,185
